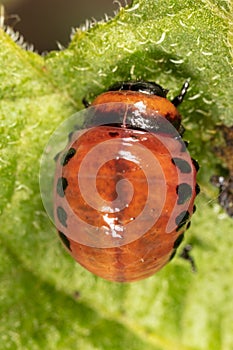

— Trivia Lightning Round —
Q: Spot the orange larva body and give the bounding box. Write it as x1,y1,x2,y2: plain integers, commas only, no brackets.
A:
54,81,199,282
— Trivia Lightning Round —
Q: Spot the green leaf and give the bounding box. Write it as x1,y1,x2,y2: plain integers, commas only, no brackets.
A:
0,0,233,349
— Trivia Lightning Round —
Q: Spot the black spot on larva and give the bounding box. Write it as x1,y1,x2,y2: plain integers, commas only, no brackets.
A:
176,183,193,205
186,221,191,230
195,183,201,195
169,250,177,261
193,205,196,213
171,157,192,173
109,131,119,137
175,211,190,231
173,233,184,249
61,148,76,166
57,177,68,197
192,158,199,172
58,231,71,251
57,206,68,227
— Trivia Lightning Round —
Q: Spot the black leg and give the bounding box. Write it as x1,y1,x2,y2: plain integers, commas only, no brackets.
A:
179,244,197,272
171,81,189,107
82,97,90,108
